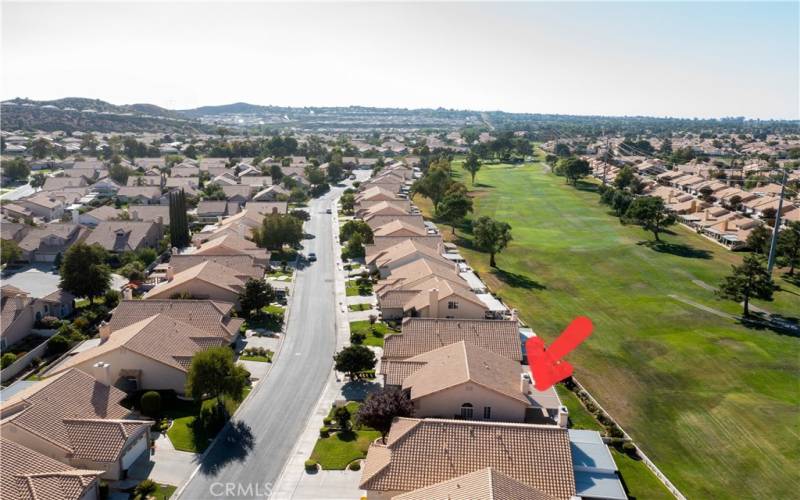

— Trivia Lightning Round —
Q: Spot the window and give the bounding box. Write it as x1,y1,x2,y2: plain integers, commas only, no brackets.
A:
448,301,459,310
460,403,474,419
483,406,492,419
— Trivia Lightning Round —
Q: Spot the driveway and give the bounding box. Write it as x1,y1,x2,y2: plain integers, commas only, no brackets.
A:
128,434,200,487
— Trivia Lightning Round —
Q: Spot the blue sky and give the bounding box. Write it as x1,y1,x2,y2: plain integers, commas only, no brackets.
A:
2,1,798,119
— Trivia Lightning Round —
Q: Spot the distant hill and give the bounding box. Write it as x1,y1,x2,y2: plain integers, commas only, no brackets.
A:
1,97,207,133
178,102,275,118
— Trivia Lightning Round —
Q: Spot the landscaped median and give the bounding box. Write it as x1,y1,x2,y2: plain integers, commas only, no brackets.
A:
307,402,381,470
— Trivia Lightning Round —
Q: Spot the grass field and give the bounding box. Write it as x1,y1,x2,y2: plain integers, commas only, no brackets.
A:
349,320,392,347
309,402,381,469
417,160,800,499
166,387,251,453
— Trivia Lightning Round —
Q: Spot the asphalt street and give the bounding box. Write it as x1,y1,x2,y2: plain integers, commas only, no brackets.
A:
177,186,344,500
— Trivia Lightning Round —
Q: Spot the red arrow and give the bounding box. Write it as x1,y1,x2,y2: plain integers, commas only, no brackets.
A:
526,316,593,391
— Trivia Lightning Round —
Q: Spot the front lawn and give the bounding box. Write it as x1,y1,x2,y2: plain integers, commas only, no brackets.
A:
153,483,177,500
309,401,381,470
417,159,800,498
349,320,393,347
345,279,373,297
348,303,371,312
240,347,273,362
165,387,251,453
239,305,285,333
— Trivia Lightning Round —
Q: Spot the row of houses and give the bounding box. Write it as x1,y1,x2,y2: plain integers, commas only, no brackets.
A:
351,162,626,499
0,192,285,492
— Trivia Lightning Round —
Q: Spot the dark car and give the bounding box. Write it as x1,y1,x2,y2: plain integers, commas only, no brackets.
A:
308,252,317,262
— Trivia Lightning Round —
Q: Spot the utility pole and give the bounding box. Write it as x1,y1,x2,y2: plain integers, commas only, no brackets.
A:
766,169,788,275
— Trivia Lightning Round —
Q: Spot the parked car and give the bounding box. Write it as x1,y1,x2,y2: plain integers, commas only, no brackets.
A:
308,252,317,262
325,208,332,214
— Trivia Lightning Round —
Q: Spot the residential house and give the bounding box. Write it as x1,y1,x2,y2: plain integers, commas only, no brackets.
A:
17,193,66,221
190,233,270,266
41,177,87,192
128,204,170,224
0,437,101,500
89,178,121,197
116,186,164,205
382,341,564,425
78,205,122,226
83,221,163,253
197,200,241,223
17,224,89,262
367,239,449,278
372,219,429,238
390,467,555,500
252,184,289,202
143,261,250,306
1,203,34,222
107,299,243,341
167,254,265,278
0,368,152,480
221,184,255,203
359,419,576,499
1,285,75,349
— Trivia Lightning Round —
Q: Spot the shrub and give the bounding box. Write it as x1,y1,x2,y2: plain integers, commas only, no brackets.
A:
319,426,330,438
348,461,361,471
368,314,377,325
334,406,351,433
350,331,366,345
103,290,121,309
622,441,637,456
46,335,71,356
140,391,162,418
607,424,625,438
133,479,157,500
37,315,60,329
198,403,227,435
304,459,317,471
1,353,17,369
323,417,332,426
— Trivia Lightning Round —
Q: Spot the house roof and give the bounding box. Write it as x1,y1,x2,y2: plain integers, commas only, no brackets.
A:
384,341,528,404
128,204,170,224
373,219,428,237
41,177,86,191
384,318,522,362
359,418,575,499
144,261,247,299
48,314,229,375
82,205,122,222
108,299,240,340
117,186,162,199
0,438,101,500
367,238,444,268
0,368,149,461
169,254,264,280
17,224,86,253
83,221,159,252
392,467,556,500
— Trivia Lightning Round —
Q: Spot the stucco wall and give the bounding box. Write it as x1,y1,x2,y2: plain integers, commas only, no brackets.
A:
413,382,527,422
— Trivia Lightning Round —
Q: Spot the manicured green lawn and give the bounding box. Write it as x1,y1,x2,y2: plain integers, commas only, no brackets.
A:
310,402,380,469
166,387,251,453
153,483,177,500
267,268,293,280
240,305,285,333
611,449,674,500
345,280,373,297
349,320,392,347
418,160,800,499
348,303,371,312
554,384,603,431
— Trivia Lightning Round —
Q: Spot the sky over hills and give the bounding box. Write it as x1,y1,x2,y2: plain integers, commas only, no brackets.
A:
2,1,798,120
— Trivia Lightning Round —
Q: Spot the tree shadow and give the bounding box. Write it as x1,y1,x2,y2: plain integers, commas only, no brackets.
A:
780,273,800,289
737,315,800,338
574,180,598,192
492,268,546,290
302,233,316,240
341,379,382,401
198,420,255,474
637,240,712,259
454,236,478,251
474,182,494,189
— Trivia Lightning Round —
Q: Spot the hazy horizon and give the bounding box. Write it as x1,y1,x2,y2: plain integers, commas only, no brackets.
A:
3,2,798,120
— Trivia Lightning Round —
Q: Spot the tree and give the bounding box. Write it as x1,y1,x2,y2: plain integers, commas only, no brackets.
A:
333,345,376,379
625,196,676,242
746,225,771,255
611,190,633,217
108,162,133,185
140,391,162,418
253,214,303,250
614,165,636,190
437,188,473,234
290,209,310,222
59,243,111,301
133,480,157,500
333,406,351,433
270,164,283,182
343,231,365,259
186,347,250,410
777,221,800,275
554,143,571,157
339,220,373,243
340,192,355,214
30,138,50,159
1,240,22,265
717,254,774,317
327,151,345,183
1,353,17,369
30,173,46,188
558,157,591,186
463,152,482,185
81,133,99,154
473,216,512,267
412,158,452,206
2,158,30,182
169,189,190,248
202,183,226,200
239,279,275,317
356,388,414,443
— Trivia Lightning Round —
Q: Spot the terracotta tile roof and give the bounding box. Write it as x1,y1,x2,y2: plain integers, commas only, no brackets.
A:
62,419,151,461
0,438,101,500
47,315,229,375
383,318,522,362
384,342,528,404
367,238,445,268
0,369,146,462
373,219,429,237
108,299,238,339
128,204,170,224
360,418,575,498
83,221,160,252
117,186,162,199
144,261,247,299
392,467,556,500
169,254,264,278
82,205,121,221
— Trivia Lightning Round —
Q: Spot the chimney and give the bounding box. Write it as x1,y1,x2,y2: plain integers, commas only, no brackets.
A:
131,210,139,221
122,287,133,300
511,309,519,324
557,406,569,428
520,372,532,395
428,288,439,318
92,361,111,386
690,199,697,212
166,265,175,281
72,208,79,223
99,323,112,341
